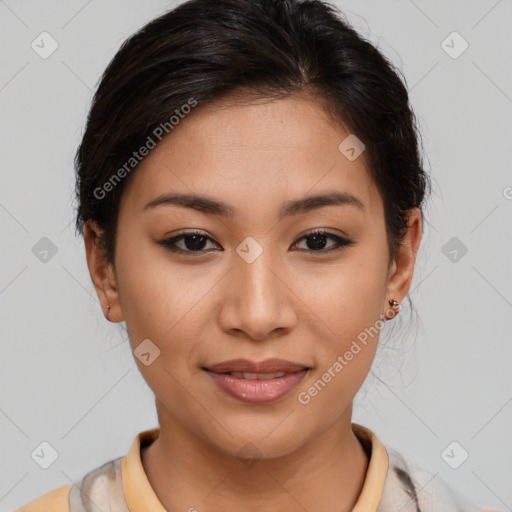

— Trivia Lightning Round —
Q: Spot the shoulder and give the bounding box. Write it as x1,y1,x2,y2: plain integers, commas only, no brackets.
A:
14,456,126,512
15,484,72,512
379,445,502,512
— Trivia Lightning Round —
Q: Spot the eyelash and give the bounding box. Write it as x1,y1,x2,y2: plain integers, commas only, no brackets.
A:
157,229,354,256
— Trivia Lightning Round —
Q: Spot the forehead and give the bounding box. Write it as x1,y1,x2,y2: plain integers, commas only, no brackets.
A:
119,93,384,223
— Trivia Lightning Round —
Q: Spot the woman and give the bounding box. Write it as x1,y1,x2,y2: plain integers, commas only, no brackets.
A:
16,0,501,510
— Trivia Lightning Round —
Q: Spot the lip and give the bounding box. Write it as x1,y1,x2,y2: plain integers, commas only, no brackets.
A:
203,358,311,404
204,358,310,374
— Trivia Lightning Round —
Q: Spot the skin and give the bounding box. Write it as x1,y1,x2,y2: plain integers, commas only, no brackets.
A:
84,92,422,512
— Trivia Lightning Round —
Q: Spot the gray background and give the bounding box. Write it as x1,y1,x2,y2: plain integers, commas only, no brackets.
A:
1,0,511,510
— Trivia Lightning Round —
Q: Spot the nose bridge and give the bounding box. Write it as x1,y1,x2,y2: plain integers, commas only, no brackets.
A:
236,238,283,307
221,237,296,338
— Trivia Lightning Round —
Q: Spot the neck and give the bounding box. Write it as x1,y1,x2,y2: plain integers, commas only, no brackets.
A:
141,401,369,512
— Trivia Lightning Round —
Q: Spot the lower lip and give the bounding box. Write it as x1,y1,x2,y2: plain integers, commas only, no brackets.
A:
204,369,309,404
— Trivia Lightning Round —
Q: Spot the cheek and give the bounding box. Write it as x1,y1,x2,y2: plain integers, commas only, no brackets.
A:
296,270,383,414
116,236,183,330
300,254,387,342
114,244,205,406
115,237,222,364
297,251,388,391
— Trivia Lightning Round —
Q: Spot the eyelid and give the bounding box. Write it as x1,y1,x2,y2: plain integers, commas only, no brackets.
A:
297,227,346,238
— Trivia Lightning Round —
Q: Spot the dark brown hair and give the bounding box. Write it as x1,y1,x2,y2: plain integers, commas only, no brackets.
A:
74,0,430,270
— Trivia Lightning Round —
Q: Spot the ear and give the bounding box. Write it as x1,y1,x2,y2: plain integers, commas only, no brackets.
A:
83,220,123,323
384,208,423,315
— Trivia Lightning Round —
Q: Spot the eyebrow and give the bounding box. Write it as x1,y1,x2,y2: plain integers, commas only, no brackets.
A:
143,191,364,219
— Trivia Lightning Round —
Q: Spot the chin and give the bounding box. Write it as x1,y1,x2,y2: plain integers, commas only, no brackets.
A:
200,416,313,461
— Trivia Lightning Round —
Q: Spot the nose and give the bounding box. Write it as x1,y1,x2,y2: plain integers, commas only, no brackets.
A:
217,248,298,341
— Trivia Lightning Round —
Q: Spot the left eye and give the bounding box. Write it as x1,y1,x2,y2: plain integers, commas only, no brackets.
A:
293,230,354,252
158,229,354,254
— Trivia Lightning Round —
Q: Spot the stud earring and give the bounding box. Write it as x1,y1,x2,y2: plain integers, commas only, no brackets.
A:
386,298,401,320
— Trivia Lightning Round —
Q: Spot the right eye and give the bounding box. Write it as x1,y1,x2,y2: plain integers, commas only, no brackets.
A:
157,230,222,255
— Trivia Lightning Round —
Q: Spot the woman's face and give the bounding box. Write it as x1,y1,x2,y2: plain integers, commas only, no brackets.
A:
87,93,421,458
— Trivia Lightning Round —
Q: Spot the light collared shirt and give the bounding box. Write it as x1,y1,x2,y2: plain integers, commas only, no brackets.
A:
15,423,501,512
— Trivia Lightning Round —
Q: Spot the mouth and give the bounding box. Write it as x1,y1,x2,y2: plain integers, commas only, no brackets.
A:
203,357,311,374
212,371,295,380
202,358,312,404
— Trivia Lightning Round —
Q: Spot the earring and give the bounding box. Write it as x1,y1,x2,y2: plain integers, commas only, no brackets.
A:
105,304,111,321
386,298,401,320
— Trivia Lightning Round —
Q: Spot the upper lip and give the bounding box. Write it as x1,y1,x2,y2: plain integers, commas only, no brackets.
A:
204,358,310,374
